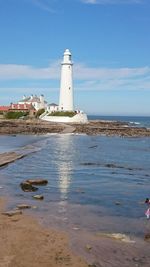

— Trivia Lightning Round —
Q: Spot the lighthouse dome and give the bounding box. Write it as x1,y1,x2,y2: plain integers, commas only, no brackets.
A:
64,49,71,55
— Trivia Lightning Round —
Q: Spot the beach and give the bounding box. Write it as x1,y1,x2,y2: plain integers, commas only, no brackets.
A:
0,120,150,266
0,198,88,267
1,197,150,267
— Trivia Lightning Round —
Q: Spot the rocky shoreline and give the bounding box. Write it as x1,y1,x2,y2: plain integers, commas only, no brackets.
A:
0,119,150,137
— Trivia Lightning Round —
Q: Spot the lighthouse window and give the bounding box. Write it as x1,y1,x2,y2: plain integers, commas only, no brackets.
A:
69,55,71,61
69,87,71,90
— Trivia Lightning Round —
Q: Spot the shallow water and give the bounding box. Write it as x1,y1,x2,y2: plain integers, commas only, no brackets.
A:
0,134,150,239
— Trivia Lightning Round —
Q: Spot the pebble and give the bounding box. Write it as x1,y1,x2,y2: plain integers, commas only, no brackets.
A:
115,201,121,205
85,244,92,251
73,227,80,231
2,210,22,217
32,206,38,209
17,204,31,209
32,195,44,200
144,233,150,241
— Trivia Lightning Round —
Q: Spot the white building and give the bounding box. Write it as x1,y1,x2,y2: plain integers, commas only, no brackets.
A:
47,103,59,112
18,94,47,111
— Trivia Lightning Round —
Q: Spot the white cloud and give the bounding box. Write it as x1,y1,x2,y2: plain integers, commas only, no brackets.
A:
74,63,150,80
0,62,60,80
0,62,150,92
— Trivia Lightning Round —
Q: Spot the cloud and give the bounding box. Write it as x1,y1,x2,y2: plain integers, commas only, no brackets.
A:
0,62,150,92
74,63,150,80
81,0,143,4
0,62,60,80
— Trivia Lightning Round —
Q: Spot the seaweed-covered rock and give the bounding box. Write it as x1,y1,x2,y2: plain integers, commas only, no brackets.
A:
20,182,38,192
26,179,48,186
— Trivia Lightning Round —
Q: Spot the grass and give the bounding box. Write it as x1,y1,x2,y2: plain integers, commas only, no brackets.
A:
4,111,28,119
48,111,76,117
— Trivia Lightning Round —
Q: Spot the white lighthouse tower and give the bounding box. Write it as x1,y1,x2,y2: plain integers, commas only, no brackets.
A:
40,49,88,123
59,49,74,111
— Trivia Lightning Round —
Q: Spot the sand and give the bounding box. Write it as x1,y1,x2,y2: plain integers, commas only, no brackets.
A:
1,197,150,267
0,198,88,267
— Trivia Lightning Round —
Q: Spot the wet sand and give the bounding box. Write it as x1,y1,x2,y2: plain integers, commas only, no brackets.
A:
1,197,150,267
0,198,88,267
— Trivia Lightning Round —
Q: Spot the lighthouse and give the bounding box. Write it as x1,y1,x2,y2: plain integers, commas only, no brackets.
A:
59,49,74,111
40,49,88,123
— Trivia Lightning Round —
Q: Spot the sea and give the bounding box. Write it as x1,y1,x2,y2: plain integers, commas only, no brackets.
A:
0,115,150,241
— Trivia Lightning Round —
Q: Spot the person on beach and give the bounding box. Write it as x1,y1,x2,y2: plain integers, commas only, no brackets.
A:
145,198,150,219
145,198,150,204
145,208,150,219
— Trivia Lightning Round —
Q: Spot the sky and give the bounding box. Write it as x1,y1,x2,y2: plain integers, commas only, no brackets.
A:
0,0,150,116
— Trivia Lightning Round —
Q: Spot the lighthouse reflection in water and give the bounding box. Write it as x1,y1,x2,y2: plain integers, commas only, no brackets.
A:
55,135,74,213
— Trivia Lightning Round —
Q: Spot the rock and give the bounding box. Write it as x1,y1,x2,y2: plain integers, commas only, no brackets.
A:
115,201,121,205
144,233,150,241
96,232,135,243
85,244,92,251
16,204,31,209
72,227,80,231
32,195,44,200
105,163,116,168
11,218,20,222
2,210,22,217
20,182,38,192
26,179,48,185
76,189,85,194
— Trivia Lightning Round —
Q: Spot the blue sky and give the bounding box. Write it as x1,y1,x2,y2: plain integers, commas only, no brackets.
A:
0,0,150,115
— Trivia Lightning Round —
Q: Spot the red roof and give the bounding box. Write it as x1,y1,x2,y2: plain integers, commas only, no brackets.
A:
10,103,35,110
0,106,10,111
0,103,35,112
